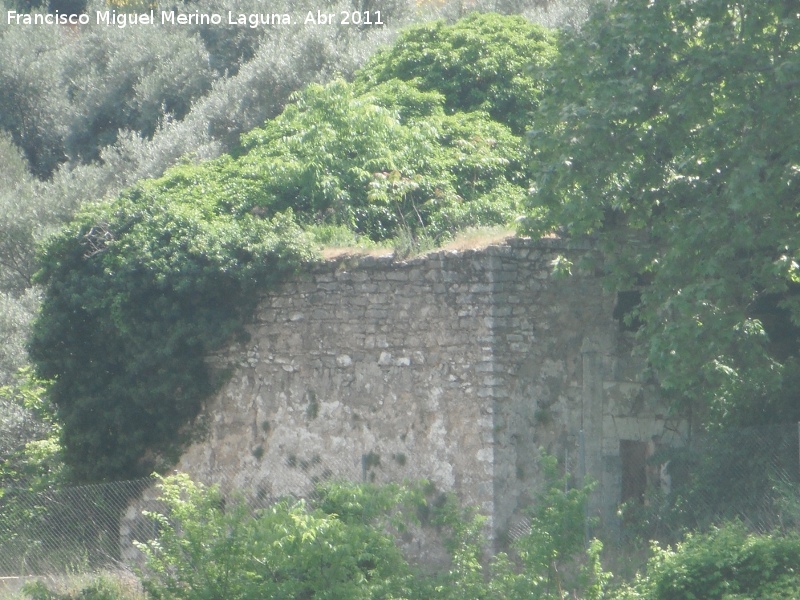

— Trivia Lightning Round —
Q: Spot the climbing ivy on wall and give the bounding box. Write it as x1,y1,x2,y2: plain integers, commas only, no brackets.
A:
30,188,313,481
29,13,556,482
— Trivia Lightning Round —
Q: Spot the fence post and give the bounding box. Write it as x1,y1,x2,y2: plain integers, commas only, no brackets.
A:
579,429,589,545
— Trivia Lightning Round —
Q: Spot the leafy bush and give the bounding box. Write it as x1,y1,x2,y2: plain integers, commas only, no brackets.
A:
511,454,606,599
135,471,608,600
425,453,608,600
0,367,63,490
174,0,405,150
612,523,800,600
236,78,527,240
355,12,557,133
488,454,609,600
136,475,422,600
21,574,142,600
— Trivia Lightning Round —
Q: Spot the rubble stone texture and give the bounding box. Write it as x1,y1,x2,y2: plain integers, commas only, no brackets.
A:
173,237,685,540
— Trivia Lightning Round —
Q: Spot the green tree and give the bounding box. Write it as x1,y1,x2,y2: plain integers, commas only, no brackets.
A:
0,135,56,296
0,14,217,178
59,23,215,165
525,0,800,426
0,23,68,179
355,12,557,134
0,136,41,385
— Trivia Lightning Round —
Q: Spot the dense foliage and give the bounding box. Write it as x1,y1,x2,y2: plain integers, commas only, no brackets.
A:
613,523,800,600
29,191,313,480
133,465,606,600
17,475,800,599
236,79,528,241
0,14,215,179
0,0,415,180
458,454,608,600
355,12,556,133
526,0,800,427
0,368,64,491
137,476,425,600
28,13,548,481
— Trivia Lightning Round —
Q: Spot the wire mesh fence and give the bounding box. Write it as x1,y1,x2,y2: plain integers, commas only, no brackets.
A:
0,450,427,577
677,423,800,529
4,423,800,577
619,421,800,544
0,478,154,577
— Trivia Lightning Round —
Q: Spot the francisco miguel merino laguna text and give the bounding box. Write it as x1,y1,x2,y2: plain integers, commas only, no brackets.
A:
6,10,297,28
7,9,384,27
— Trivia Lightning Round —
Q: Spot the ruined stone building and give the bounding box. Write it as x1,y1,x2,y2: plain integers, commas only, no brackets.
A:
124,237,685,554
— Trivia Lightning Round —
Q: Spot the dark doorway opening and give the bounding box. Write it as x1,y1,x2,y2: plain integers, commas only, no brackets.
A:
620,439,648,504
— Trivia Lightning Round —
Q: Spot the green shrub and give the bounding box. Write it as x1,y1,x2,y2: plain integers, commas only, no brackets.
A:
136,474,422,600
427,453,609,600
355,12,557,134
236,78,527,241
613,523,800,600
21,574,142,600
131,470,615,600
487,454,609,600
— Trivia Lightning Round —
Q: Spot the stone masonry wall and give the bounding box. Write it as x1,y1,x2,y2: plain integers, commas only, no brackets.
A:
161,237,686,547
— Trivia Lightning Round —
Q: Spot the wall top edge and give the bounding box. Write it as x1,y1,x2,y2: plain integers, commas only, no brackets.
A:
307,236,595,274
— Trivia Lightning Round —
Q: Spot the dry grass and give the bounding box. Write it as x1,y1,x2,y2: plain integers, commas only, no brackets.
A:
320,245,394,261
319,225,518,262
437,226,517,252
0,571,144,600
